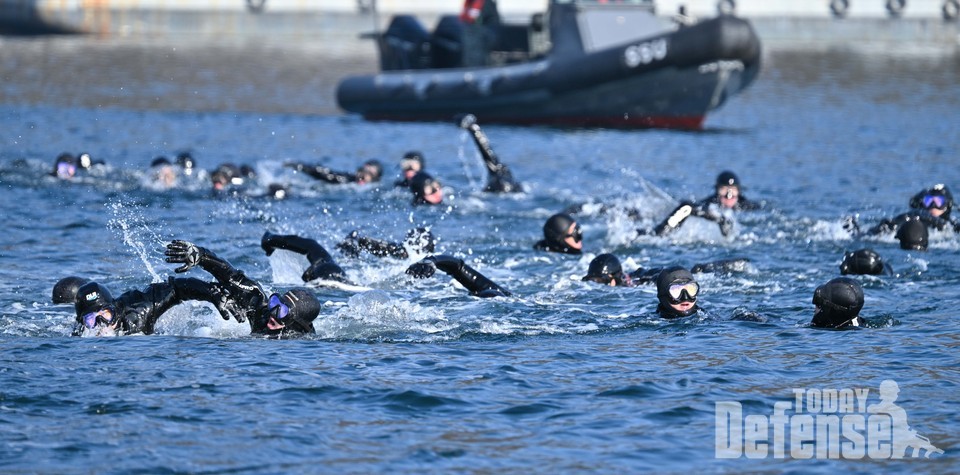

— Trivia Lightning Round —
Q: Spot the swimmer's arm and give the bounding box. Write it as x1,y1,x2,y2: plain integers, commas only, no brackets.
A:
261,233,334,264
357,235,408,259
337,231,407,259
165,240,263,300
460,114,522,193
287,162,353,184
170,277,240,322
653,202,695,235
408,255,511,297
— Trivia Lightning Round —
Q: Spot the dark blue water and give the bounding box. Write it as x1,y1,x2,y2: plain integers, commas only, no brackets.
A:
1,39,958,472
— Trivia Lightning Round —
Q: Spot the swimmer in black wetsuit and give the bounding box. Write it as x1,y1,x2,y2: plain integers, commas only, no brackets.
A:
51,152,105,180
394,151,425,189
175,152,198,177
165,240,321,337
71,278,233,337
210,163,245,192
811,277,864,329
286,159,383,185
150,156,178,188
52,276,90,304
534,213,582,255
645,171,762,237
51,153,78,180
260,232,353,284
582,253,751,287
410,172,444,205
655,267,701,319
70,241,320,338
896,218,928,251
336,228,436,259
857,184,960,235
406,254,511,297
459,114,522,193
840,249,893,276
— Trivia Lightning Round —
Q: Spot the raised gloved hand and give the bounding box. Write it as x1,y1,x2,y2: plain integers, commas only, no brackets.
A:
261,231,277,256
336,230,362,257
406,259,437,278
459,113,477,130
165,240,202,273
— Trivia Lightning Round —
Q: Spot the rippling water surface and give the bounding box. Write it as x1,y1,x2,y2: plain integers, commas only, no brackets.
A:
0,36,959,473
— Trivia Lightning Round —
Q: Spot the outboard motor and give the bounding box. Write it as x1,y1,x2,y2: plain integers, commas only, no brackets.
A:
379,15,433,71
431,15,464,69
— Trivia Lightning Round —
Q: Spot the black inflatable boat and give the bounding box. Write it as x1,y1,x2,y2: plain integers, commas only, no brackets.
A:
336,0,761,129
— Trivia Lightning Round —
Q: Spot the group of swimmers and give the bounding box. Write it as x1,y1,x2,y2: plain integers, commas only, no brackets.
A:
49,116,956,336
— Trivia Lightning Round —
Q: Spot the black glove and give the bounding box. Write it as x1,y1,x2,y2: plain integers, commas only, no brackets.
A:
406,259,437,278
165,240,202,273
459,113,477,129
213,284,245,323
336,230,362,257
261,231,276,256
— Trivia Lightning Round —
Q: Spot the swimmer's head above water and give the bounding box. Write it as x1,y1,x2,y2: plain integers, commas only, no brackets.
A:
74,281,119,336
840,249,885,275
53,276,90,305
52,153,78,179
400,151,424,181
910,183,953,219
811,277,864,329
582,253,629,286
715,170,742,209
260,288,321,336
541,213,582,254
896,218,928,251
410,172,443,205
356,159,383,184
656,266,699,318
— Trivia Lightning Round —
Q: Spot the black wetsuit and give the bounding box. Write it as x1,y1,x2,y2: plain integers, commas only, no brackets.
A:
623,258,751,286
70,277,231,336
261,233,352,284
652,194,761,237
407,255,510,298
866,210,960,234
337,232,410,259
291,163,361,184
656,302,702,319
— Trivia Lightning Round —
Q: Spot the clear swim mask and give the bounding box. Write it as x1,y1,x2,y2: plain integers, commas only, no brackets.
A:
668,281,699,303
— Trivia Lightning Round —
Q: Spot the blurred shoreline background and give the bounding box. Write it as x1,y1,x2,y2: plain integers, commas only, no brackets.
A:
1,0,957,117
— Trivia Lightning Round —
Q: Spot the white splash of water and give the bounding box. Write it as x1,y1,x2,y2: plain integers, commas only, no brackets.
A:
268,249,309,285
457,130,480,191
107,199,166,283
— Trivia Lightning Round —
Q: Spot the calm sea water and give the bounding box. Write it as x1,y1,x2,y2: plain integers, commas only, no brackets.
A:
0,36,958,473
